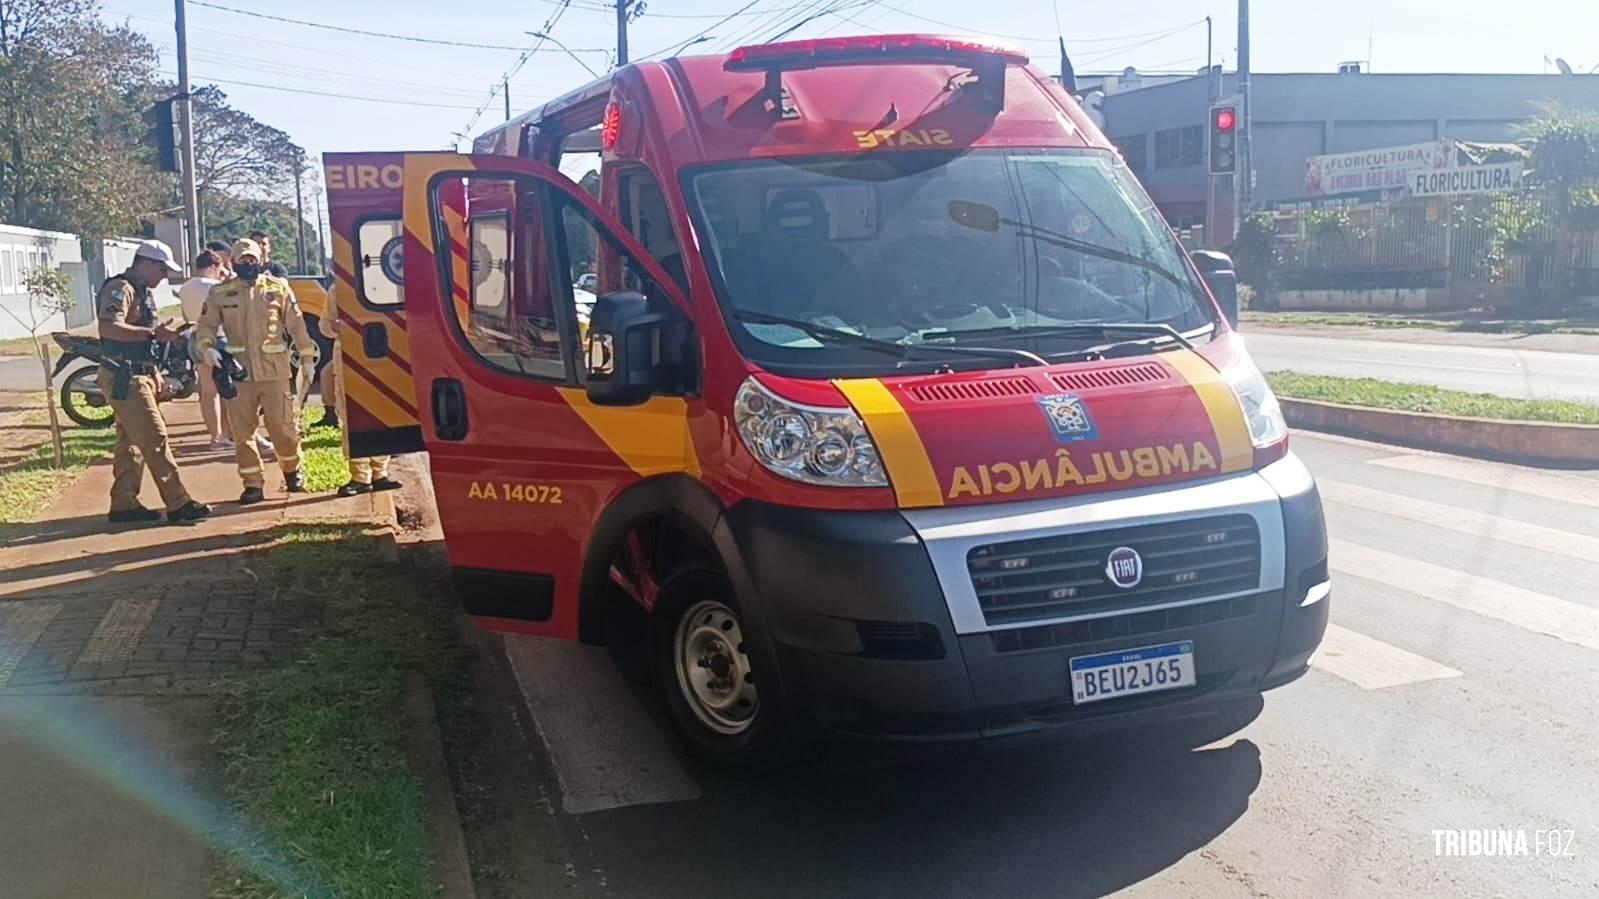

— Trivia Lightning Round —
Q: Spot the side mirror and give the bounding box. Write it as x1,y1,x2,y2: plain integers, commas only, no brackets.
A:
1190,250,1240,329
585,291,666,406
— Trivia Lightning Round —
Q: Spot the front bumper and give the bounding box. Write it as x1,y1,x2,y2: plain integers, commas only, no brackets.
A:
722,454,1329,742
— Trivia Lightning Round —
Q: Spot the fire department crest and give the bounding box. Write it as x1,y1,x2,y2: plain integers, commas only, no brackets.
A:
1037,393,1099,443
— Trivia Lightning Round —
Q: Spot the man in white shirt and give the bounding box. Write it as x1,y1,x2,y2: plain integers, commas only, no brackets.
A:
178,251,230,449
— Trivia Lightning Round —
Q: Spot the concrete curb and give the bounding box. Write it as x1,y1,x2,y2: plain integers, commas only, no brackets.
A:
404,676,477,899
1280,398,1599,468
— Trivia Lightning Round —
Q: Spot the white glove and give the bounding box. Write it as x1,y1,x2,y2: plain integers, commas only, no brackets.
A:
204,348,222,367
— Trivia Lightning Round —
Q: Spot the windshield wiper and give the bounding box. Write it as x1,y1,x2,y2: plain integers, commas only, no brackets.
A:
730,309,1048,367
1006,222,1195,296
926,322,1195,349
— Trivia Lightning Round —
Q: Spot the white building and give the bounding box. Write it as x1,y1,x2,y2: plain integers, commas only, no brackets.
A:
0,224,83,340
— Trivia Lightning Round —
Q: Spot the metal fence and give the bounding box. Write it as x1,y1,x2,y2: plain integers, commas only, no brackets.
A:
1269,191,1599,298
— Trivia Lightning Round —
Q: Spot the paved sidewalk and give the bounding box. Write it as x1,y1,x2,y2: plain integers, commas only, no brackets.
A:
0,396,397,899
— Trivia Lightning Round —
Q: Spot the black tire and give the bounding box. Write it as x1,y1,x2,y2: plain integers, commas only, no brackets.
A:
59,364,115,428
651,564,792,768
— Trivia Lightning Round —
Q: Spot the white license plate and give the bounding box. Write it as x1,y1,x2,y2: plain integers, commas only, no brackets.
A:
1070,640,1196,705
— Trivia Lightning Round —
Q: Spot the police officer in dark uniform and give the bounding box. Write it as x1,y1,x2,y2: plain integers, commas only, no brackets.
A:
96,240,212,524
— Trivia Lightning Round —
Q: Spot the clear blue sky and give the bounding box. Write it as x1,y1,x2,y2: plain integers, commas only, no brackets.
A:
104,0,1599,176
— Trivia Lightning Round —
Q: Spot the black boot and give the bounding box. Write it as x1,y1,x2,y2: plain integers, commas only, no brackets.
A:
108,505,162,524
337,480,372,497
284,470,306,493
314,410,340,429
167,501,212,523
239,486,265,505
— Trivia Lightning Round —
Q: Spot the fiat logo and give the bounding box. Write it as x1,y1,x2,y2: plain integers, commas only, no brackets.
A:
1105,546,1143,589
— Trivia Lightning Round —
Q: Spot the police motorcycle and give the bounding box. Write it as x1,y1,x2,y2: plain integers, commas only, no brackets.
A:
50,327,200,428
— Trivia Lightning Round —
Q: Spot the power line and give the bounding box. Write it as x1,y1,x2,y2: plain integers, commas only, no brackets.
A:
877,5,1205,47
159,72,485,109
150,39,492,100
456,0,577,143
636,0,767,60
188,1,531,51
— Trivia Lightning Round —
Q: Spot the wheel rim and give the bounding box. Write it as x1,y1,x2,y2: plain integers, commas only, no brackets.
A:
65,370,113,423
673,599,759,736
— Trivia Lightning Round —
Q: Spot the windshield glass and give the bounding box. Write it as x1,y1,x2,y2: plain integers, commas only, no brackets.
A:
684,148,1215,374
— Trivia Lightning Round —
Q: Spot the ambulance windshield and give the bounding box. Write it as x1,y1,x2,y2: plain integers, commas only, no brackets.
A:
685,149,1217,373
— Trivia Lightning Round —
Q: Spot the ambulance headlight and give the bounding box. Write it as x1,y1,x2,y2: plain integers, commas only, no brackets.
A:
735,378,888,487
1221,351,1288,448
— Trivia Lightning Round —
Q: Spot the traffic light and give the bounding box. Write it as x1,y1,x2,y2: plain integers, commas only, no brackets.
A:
1208,104,1237,175
144,98,180,173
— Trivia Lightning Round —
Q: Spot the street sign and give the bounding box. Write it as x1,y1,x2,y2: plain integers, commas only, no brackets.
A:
1409,162,1524,197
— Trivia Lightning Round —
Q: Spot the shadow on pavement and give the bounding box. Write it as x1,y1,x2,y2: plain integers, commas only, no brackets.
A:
580,724,1261,898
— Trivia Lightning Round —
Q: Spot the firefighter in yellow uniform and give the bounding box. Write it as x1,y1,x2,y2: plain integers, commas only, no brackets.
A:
195,239,318,504
95,240,212,524
317,273,401,497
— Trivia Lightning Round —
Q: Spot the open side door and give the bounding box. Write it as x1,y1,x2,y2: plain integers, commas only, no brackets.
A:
323,152,444,457
399,152,695,639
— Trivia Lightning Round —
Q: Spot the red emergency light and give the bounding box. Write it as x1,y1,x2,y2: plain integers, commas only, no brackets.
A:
1214,107,1237,132
601,100,622,151
724,34,1029,72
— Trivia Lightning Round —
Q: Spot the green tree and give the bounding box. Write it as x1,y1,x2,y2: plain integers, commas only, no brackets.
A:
1521,104,1599,306
0,261,74,465
0,0,163,237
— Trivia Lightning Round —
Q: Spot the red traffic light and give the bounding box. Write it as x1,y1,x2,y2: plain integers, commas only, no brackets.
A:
1214,107,1237,132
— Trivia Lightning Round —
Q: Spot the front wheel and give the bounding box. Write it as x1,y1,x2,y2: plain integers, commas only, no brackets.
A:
60,365,115,428
652,565,791,767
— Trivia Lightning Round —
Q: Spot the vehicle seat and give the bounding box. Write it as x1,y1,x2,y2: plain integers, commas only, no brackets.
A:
751,189,853,316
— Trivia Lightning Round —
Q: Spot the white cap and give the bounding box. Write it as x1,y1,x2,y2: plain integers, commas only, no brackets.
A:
133,239,182,274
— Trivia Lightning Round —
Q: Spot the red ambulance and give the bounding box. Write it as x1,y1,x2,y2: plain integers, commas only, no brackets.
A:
324,35,1329,764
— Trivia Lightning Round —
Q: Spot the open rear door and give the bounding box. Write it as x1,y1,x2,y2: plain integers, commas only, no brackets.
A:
323,152,430,457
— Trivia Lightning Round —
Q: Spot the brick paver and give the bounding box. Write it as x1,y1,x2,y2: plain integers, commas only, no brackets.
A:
0,577,322,695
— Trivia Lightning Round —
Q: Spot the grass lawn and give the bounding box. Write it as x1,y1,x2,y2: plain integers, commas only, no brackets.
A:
0,334,51,357
1243,311,1599,337
212,526,474,899
0,419,118,523
297,404,350,493
1267,372,1599,425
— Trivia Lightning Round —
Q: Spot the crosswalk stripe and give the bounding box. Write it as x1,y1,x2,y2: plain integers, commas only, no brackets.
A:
1312,623,1462,690
503,636,702,815
1367,453,1599,507
1319,478,1599,562
1331,539,1599,652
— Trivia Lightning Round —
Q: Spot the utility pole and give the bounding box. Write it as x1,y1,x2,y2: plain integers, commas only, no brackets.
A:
1204,15,1216,246
174,0,201,261
1236,0,1253,240
503,77,511,122
292,150,307,275
615,0,629,66
313,188,326,275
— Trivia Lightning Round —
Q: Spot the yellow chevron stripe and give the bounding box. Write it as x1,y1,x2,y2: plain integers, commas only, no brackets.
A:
555,388,702,478
832,378,944,508
1164,349,1254,473
343,369,415,428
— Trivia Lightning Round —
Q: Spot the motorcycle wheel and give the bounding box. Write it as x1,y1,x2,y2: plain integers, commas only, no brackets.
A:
60,365,116,428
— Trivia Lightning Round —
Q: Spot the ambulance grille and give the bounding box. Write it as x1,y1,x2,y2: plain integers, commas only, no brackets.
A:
966,515,1260,626
906,376,1034,403
1049,362,1167,392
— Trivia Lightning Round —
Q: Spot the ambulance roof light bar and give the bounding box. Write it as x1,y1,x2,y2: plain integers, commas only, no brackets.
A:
725,34,1027,115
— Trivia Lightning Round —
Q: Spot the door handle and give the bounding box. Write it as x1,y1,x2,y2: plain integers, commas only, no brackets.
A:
431,378,468,441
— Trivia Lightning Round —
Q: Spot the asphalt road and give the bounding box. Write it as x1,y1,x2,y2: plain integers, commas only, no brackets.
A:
1245,331,1599,403
0,355,49,391
483,432,1599,898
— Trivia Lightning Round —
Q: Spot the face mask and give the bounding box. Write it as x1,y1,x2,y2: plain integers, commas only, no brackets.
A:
234,261,261,280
